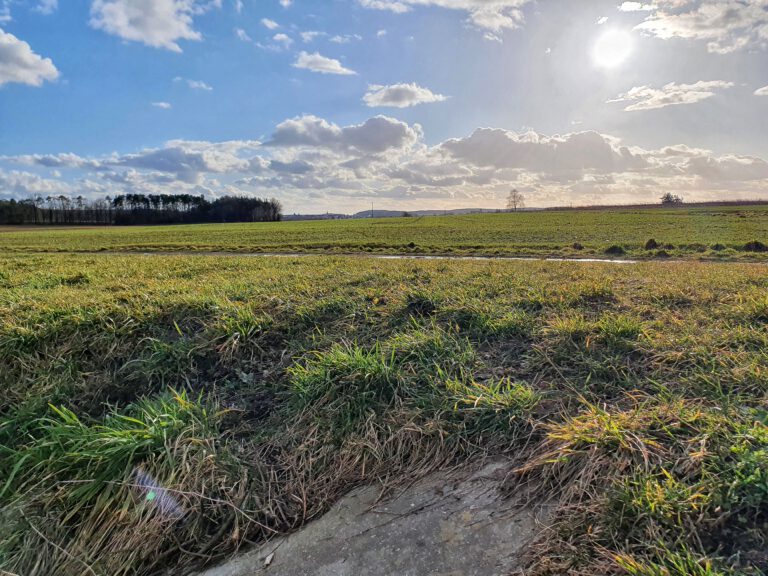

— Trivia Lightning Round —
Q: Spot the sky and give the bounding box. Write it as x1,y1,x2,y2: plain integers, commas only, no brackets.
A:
0,0,767,213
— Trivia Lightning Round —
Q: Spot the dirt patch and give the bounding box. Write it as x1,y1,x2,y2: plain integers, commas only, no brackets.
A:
196,461,550,576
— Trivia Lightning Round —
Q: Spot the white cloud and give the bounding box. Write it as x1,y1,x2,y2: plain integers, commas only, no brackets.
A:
0,28,59,87
300,30,323,42
0,152,101,169
152,101,172,109
235,27,252,41
89,0,220,52
0,169,76,197
755,85,768,96
330,34,362,44
189,79,212,90
273,32,293,47
261,17,279,29
117,139,255,182
609,80,734,111
632,0,768,54
597,16,608,25
174,76,213,90
268,115,421,154
35,0,58,14
377,29,387,37
618,2,653,11
358,0,533,37
363,83,448,108
439,129,648,175
234,0,243,13
279,0,292,6
5,116,768,210
292,51,356,75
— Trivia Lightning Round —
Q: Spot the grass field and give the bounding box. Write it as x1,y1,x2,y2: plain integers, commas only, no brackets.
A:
2,205,768,259
2,253,768,575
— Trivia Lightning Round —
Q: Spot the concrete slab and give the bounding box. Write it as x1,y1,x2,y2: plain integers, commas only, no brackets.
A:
197,461,550,576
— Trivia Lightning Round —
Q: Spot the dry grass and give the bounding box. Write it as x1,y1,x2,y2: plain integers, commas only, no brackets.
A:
1,254,767,575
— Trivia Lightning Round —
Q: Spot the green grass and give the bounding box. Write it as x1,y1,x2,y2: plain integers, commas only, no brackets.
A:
2,205,768,259
1,253,768,575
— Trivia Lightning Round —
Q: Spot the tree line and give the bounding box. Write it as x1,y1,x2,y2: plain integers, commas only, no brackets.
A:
0,194,283,225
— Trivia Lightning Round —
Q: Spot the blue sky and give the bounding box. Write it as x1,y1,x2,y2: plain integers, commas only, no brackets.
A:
1,0,768,213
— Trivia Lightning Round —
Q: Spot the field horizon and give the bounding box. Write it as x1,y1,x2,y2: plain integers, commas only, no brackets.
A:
2,204,768,262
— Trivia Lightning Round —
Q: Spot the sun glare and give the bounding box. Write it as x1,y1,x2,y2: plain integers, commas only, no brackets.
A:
593,29,634,69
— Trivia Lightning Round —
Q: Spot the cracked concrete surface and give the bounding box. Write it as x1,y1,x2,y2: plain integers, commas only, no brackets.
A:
197,461,550,576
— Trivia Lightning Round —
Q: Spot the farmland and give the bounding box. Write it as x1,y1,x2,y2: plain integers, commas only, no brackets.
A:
2,251,768,575
1,204,768,259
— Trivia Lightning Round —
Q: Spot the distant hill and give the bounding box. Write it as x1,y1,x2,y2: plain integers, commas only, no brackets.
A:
351,208,503,219
283,213,350,221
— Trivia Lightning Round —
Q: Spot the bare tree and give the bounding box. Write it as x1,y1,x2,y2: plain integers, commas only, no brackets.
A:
660,192,684,206
507,189,525,212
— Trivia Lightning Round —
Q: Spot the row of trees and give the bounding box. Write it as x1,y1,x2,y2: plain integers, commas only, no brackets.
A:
504,190,686,212
0,194,283,225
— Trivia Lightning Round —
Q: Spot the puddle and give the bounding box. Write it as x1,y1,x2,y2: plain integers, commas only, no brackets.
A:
131,251,640,264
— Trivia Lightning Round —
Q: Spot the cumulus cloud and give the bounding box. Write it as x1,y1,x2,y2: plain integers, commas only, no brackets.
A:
116,139,259,182
152,101,172,109
440,129,648,175
358,0,533,38
0,169,75,196
631,0,768,54
292,51,356,75
609,81,734,111
89,0,220,52
3,116,768,210
0,29,59,87
268,115,421,154
755,85,768,96
363,83,448,108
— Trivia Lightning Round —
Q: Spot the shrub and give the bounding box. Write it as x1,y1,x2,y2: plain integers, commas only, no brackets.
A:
644,239,660,250
743,240,768,252
605,245,626,256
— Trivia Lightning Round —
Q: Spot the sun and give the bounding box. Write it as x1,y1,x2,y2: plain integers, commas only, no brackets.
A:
593,29,634,69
